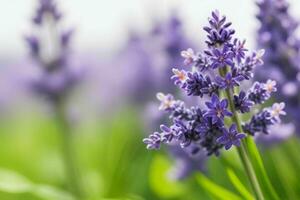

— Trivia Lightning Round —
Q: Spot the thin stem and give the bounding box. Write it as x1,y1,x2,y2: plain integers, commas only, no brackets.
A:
225,88,265,200
219,68,264,200
55,100,84,199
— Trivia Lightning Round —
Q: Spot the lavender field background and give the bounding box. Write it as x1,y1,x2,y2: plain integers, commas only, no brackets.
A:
1,0,300,199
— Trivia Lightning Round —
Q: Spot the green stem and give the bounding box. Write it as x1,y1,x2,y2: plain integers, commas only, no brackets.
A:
55,100,84,199
219,68,264,200
225,88,265,200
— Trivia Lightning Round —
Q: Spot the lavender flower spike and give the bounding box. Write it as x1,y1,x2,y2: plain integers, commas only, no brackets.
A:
256,0,299,137
143,10,284,198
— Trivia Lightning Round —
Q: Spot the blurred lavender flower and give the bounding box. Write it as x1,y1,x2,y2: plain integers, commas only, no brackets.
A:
143,10,285,159
256,0,299,137
25,0,82,104
24,0,84,197
119,14,207,179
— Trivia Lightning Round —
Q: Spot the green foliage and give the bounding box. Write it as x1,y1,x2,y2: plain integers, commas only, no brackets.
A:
0,106,300,199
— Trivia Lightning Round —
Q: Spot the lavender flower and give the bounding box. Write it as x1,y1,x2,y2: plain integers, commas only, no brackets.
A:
255,0,299,136
25,0,80,104
33,0,62,25
144,10,285,158
217,124,246,150
234,91,254,113
205,94,232,124
215,72,243,89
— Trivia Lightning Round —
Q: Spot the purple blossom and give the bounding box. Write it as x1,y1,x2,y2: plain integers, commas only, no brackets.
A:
209,46,234,69
25,0,81,103
234,91,254,113
215,72,244,89
33,0,62,25
255,0,298,137
217,124,246,150
247,81,275,104
203,10,235,47
183,71,217,97
171,68,187,86
205,94,232,124
144,10,286,159
143,132,165,150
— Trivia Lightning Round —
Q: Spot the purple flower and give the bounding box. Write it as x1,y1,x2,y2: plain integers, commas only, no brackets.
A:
25,0,82,103
232,39,247,63
181,48,197,66
242,103,285,136
171,68,188,86
205,94,232,124
25,35,40,57
247,81,273,104
209,46,234,69
33,0,62,25
215,72,244,89
143,132,164,150
144,10,286,159
183,72,217,97
204,10,235,47
217,124,246,150
255,0,298,137
234,91,254,113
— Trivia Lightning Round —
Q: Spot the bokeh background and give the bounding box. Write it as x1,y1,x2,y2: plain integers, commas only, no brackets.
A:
1,0,300,199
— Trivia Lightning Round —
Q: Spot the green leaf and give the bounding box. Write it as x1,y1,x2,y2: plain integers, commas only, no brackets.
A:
245,137,280,200
0,169,33,193
0,168,75,200
149,154,186,198
196,173,242,200
33,185,74,200
226,168,253,200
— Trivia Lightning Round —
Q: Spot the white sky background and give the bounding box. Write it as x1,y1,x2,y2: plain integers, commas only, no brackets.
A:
1,0,300,60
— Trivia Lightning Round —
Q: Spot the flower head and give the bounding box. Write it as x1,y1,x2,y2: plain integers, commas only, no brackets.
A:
234,91,254,113
269,102,286,121
181,48,196,65
264,79,277,93
171,68,187,86
215,72,244,89
205,94,232,124
217,124,246,150
144,10,285,159
157,93,175,111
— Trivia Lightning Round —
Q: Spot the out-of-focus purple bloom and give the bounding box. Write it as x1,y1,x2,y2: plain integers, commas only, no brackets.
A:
25,0,81,104
143,132,164,150
247,80,276,104
168,144,207,180
205,94,232,124
243,103,286,136
33,0,62,25
25,35,40,57
256,0,299,137
217,124,246,150
181,48,197,66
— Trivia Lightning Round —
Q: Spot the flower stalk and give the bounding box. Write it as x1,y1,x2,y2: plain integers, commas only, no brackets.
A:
221,66,264,199
55,99,83,199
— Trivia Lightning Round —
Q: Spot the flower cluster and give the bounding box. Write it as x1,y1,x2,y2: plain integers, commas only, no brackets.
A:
144,10,285,157
256,0,299,134
25,0,80,103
